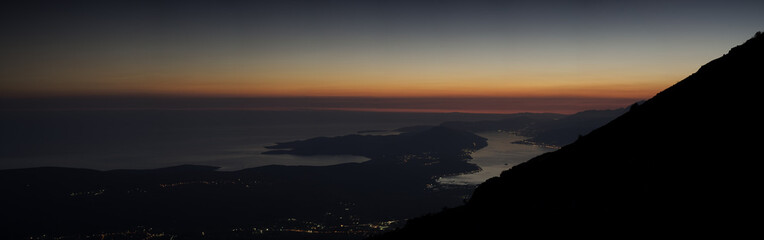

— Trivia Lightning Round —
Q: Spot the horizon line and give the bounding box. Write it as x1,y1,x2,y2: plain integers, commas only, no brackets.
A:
1,96,644,115
0,95,647,100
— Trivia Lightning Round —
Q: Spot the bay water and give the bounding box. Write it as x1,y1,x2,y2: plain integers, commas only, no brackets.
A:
437,131,554,185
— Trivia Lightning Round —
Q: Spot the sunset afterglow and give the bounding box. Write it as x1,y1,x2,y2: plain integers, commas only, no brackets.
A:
2,1,763,113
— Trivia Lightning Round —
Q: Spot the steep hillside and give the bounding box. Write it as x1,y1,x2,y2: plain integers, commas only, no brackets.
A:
375,32,763,238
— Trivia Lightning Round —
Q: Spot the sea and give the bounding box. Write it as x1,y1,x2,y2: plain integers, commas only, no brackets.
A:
0,110,551,183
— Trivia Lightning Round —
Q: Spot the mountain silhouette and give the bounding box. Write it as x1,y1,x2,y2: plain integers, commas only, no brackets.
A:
372,32,763,239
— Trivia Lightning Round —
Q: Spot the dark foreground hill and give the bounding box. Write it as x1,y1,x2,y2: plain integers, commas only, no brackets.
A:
373,33,763,239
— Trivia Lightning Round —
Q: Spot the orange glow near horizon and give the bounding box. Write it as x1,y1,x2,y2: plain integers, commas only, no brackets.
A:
2,71,678,100
0,33,702,101
1,81,667,99
3,0,761,115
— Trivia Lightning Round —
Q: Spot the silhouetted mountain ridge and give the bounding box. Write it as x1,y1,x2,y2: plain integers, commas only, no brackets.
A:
373,32,763,238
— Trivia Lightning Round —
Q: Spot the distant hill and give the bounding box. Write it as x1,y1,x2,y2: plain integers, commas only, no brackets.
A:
518,107,630,147
372,32,763,239
438,108,629,147
264,126,486,159
436,113,564,133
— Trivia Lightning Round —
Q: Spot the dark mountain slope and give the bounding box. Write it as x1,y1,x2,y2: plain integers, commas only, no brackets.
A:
374,32,763,239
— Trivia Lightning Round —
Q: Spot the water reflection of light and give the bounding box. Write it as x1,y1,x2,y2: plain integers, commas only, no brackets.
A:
437,131,553,185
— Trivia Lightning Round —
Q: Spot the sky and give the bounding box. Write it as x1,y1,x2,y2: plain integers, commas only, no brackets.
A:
1,0,763,113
